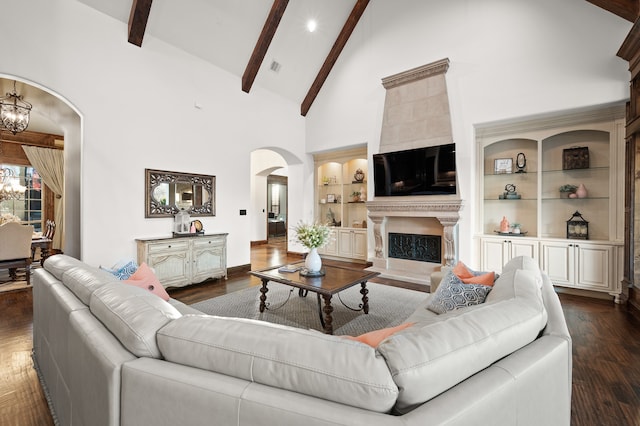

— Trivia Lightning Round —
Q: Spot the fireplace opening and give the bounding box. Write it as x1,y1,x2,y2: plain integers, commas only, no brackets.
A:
388,233,441,263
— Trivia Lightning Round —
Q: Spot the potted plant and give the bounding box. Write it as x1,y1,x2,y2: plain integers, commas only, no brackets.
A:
293,221,331,273
559,184,577,199
511,223,522,234
351,191,361,202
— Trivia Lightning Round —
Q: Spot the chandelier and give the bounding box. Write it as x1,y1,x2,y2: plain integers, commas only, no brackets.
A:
0,168,26,203
0,81,32,134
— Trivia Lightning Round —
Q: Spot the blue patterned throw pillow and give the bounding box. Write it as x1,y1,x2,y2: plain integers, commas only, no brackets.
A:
427,270,492,314
103,260,138,280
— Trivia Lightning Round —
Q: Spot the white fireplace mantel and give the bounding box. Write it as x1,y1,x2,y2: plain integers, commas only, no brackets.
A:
366,198,463,284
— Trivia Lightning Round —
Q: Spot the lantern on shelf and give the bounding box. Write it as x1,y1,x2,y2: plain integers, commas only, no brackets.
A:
566,211,588,240
174,209,191,235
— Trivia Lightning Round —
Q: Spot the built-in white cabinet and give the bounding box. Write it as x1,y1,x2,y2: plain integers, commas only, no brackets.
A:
136,233,227,288
476,103,625,300
540,241,614,292
337,229,367,260
480,236,539,273
314,146,369,262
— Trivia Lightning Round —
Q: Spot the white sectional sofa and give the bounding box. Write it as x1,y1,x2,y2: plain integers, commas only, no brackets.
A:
32,254,572,425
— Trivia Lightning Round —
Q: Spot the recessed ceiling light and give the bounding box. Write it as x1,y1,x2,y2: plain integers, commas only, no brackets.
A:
306,19,317,33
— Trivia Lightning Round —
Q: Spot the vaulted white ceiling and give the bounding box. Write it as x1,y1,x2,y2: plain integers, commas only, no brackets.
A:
77,0,358,106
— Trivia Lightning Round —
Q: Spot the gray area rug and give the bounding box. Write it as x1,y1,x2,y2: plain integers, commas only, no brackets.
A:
191,282,428,336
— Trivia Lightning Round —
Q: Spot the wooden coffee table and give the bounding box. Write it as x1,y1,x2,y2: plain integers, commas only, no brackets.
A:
249,262,380,334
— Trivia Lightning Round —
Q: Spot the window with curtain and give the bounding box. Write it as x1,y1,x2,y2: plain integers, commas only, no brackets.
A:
0,163,43,232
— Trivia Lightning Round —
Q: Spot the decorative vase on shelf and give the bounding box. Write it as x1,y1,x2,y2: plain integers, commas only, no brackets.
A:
576,183,587,199
500,216,510,233
305,247,322,273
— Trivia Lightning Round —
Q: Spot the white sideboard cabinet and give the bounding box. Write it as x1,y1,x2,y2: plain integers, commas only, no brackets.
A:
136,233,227,288
475,103,625,301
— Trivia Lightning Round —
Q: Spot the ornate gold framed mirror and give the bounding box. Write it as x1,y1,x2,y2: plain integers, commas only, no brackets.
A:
145,169,215,218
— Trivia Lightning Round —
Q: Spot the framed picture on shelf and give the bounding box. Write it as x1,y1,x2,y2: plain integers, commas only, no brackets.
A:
327,194,336,203
494,158,513,174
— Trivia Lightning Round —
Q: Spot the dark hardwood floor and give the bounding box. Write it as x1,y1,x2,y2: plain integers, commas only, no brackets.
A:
1,238,639,425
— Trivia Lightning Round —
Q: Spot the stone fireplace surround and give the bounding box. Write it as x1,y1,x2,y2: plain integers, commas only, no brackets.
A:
366,199,463,285
366,58,463,285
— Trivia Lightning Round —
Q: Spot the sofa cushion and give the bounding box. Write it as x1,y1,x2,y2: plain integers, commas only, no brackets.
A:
426,270,492,314
60,263,121,305
379,267,548,414
501,255,542,287
157,315,399,412
90,284,181,358
167,298,203,315
43,254,87,281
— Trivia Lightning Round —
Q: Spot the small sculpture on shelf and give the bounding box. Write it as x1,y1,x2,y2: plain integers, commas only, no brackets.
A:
499,183,521,199
326,207,339,226
353,168,365,183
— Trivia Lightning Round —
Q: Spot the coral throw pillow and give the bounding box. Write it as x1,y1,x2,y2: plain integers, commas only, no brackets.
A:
343,322,414,347
453,261,496,287
461,271,495,286
123,262,170,301
452,261,475,279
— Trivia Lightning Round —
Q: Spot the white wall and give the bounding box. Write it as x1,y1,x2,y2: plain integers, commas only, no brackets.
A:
305,0,632,266
3,0,305,268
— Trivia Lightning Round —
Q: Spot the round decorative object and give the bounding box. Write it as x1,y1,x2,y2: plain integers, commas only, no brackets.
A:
304,247,322,273
193,220,203,232
353,168,365,182
505,183,516,194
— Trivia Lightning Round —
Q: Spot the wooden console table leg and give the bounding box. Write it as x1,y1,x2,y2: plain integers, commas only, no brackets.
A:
320,294,334,334
360,282,369,314
259,279,269,312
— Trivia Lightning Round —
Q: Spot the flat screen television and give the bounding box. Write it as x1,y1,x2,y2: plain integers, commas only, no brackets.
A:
373,143,457,196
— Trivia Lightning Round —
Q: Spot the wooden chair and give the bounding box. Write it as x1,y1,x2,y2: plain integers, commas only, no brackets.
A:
0,222,34,285
44,219,56,240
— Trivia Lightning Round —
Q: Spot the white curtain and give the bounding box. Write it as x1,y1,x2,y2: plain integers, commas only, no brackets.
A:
22,145,64,250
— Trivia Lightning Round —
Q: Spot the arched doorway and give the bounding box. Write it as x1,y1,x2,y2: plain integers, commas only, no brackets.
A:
0,76,82,258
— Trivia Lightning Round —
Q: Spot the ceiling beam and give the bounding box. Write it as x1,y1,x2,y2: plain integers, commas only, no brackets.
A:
128,0,154,47
242,0,289,93
301,0,370,116
586,0,638,22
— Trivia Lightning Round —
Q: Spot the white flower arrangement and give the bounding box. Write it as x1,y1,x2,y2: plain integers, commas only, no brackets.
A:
293,221,331,249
